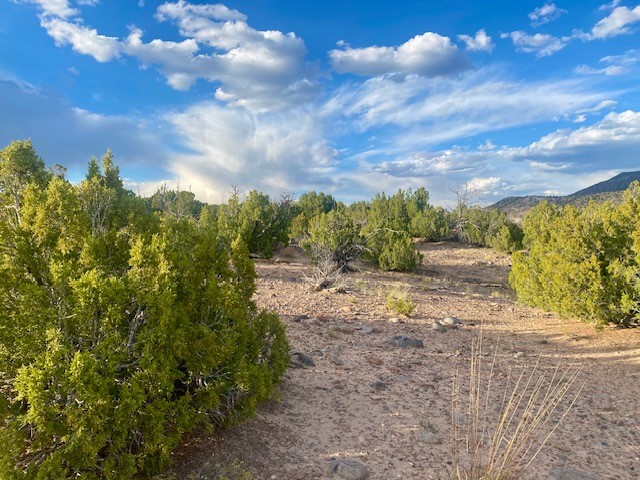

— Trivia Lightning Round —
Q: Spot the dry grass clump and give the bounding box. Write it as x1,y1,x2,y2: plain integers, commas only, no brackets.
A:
304,247,348,291
450,333,582,480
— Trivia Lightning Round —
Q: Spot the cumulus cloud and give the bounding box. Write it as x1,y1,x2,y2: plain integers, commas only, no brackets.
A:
458,29,494,52
40,17,121,62
164,101,339,203
500,31,568,57
12,0,79,18
22,0,319,111
529,3,568,27
587,5,640,39
329,32,471,77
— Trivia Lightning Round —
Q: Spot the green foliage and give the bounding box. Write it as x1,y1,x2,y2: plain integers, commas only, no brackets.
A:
510,184,640,325
361,190,422,271
452,204,523,253
385,289,414,316
0,141,288,479
304,209,362,271
289,191,339,242
217,189,292,258
377,231,422,271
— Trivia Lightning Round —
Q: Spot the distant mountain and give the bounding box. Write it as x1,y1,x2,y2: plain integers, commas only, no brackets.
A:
489,171,640,223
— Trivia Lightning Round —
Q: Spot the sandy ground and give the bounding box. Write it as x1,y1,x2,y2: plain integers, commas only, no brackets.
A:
164,242,640,480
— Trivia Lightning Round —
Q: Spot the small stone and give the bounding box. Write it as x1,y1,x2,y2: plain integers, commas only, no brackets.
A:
367,356,383,366
292,314,309,322
328,458,370,479
514,351,525,359
388,317,400,324
331,356,345,366
432,321,446,332
371,381,387,391
360,326,374,334
417,430,442,445
386,335,424,348
290,352,315,368
442,316,462,326
550,466,599,480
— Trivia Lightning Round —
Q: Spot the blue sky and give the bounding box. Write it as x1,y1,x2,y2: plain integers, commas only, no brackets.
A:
1,0,639,205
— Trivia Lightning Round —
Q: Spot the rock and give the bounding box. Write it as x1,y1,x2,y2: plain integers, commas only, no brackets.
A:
328,458,370,479
292,314,309,322
550,466,600,480
290,352,315,368
371,381,387,391
386,335,424,348
514,351,525,359
388,317,401,324
417,430,442,445
431,321,446,332
442,316,462,326
366,356,383,366
331,355,345,366
360,326,374,334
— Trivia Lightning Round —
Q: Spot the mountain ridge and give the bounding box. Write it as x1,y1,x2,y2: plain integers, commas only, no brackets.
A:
489,171,640,222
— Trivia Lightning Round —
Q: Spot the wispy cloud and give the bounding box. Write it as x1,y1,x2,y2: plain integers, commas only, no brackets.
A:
529,3,568,27
500,31,568,57
575,49,640,75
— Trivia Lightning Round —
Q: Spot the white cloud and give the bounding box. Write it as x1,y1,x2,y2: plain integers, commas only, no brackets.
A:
573,114,586,123
575,100,618,114
22,0,320,112
575,49,640,75
467,177,504,194
324,69,607,148
458,29,494,52
586,5,640,39
500,31,568,57
356,110,640,203
529,3,568,27
516,110,640,151
600,0,622,11
329,32,471,77
12,0,78,18
372,149,481,177
165,101,338,203
40,17,121,62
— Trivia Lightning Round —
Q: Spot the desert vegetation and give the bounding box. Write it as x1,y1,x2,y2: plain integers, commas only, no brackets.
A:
1,140,638,479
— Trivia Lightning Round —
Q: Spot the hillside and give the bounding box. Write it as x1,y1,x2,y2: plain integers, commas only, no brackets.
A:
490,170,640,222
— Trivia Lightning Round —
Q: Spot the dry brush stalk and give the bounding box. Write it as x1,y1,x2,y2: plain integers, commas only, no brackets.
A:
451,332,583,480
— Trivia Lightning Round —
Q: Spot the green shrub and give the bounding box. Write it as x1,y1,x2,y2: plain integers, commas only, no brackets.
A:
0,141,289,479
377,232,422,271
303,209,363,271
385,289,414,316
510,184,640,326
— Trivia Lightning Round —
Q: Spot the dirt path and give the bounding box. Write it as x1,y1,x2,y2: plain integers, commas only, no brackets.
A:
165,242,640,480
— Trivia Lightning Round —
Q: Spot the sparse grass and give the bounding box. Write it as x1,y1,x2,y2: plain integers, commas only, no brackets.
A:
450,333,582,480
385,288,414,316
